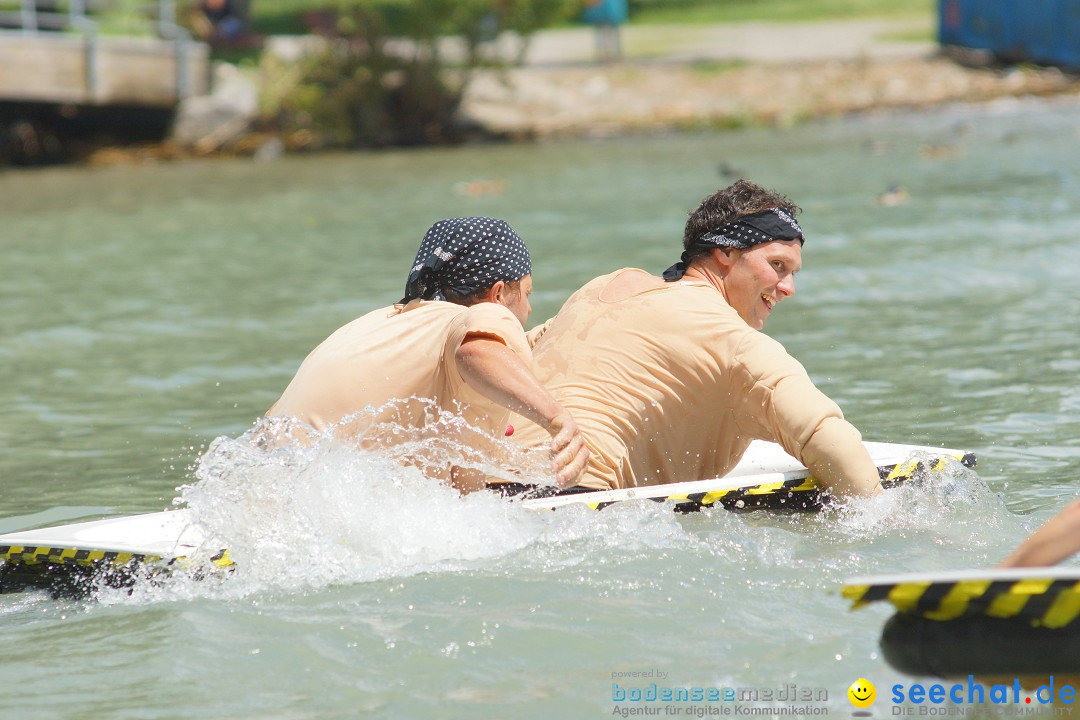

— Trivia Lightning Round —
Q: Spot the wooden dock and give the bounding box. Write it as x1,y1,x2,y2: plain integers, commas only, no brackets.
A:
0,30,209,107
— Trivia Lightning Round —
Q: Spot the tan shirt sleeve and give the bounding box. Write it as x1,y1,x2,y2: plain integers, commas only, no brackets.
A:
442,302,533,394
730,331,879,497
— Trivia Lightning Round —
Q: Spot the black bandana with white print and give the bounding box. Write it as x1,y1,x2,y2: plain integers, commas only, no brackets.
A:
663,208,804,281
402,217,532,303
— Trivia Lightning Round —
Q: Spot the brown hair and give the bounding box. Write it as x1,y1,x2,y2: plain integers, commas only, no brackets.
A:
442,279,523,307
682,179,801,263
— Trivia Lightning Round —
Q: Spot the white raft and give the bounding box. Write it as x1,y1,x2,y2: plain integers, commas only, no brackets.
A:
520,440,975,511
0,440,975,595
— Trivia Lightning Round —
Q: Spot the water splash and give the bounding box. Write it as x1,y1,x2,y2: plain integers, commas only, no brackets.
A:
800,452,1025,577
832,452,1004,536
90,436,1015,605
138,407,536,592
87,404,706,603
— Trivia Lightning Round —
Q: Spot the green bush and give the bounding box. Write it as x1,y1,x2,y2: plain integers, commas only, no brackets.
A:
273,0,577,148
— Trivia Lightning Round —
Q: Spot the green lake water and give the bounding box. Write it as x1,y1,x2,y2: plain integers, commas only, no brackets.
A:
2,95,1080,718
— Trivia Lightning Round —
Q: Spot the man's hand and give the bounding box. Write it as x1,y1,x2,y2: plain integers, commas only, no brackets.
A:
547,412,589,488
455,336,590,487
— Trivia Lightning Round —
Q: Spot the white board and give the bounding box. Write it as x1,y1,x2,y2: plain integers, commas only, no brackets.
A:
520,440,975,510
0,440,975,575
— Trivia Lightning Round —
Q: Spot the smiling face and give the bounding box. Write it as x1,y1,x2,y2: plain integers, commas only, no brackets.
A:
716,239,802,330
847,679,876,709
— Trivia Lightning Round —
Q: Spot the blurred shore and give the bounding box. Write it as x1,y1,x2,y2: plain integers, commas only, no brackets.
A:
83,16,1080,165
458,17,1080,139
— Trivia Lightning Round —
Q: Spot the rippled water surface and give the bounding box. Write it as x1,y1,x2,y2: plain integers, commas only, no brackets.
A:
2,96,1080,719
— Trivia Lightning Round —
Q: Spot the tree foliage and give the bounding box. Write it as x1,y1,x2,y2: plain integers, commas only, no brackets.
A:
274,0,576,148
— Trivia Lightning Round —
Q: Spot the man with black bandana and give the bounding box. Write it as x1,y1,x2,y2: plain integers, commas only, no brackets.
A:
266,216,589,491
506,180,882,498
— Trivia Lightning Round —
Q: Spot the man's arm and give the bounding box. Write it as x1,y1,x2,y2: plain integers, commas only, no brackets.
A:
740,336,882,499
999,499,1080,568
797,417,882,499
455,335,588,487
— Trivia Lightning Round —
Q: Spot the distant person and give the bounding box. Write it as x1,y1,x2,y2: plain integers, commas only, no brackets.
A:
999,498,1080,567
505,179,882,499
582,0,627,63
265,217,589,491
189,0,245,42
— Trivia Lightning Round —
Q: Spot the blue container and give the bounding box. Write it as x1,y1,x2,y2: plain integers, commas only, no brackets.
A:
1049,0,1080,66
939,0,1080,68
939,0,1009,51
582,0,628,25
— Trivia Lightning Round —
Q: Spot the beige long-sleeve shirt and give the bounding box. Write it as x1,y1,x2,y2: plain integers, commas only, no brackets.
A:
511,269,877,493
267,300,532,440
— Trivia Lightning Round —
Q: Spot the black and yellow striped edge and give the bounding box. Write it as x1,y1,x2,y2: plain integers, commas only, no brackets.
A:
584,451,977,512
0,545,233,571
842,575,1080,629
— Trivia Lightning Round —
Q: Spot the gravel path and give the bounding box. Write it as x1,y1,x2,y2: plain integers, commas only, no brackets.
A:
521,17,936,66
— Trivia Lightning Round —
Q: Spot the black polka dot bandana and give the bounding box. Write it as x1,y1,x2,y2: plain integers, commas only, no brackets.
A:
663,208,804,280
402,217,532,303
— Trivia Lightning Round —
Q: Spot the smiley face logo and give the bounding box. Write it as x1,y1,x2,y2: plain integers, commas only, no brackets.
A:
848,678,876,709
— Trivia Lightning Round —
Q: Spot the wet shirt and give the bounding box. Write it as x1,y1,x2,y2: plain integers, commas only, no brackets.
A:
266,300,532,440
511,269,872,490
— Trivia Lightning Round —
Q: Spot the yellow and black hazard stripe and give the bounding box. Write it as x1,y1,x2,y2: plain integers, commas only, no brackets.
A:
878,452,977,490
1,544,233,570
0,544,164,597
0,544,234,597
659,475,821,514
843,574,1080,629
0,544,161,568
208,549,233,568
587,450,978,513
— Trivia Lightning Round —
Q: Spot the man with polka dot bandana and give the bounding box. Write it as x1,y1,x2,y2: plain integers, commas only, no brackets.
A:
266,217,589,491
506,180,882,499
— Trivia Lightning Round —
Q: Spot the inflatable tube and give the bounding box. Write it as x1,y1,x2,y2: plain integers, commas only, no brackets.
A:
843,568,1080,627
881,612,1080,677
845,568,1080,679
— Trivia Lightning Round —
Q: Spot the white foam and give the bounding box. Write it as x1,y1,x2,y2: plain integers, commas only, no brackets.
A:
93,430,1005,605
92,410,682,602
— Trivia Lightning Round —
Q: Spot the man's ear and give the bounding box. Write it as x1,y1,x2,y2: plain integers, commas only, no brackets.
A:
711,246,738,274
483,280,506,304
